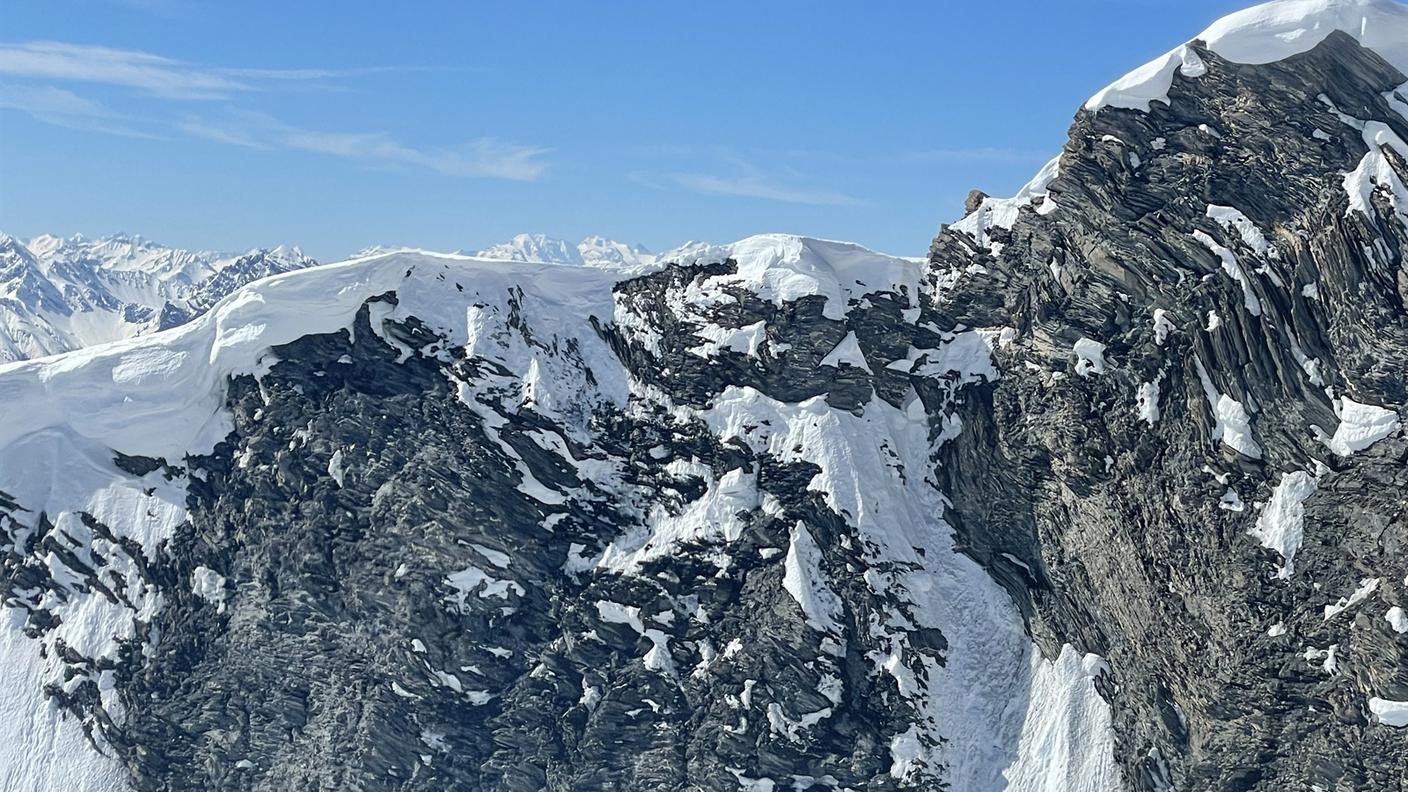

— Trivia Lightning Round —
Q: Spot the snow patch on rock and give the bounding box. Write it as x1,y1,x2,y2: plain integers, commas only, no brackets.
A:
819,331,873,373
782,523,844,634
1251,470,1318,577
1323,577,1380,619
1323,396,1400,456
1073,338,1107,378
191,565,228,612
951,157,1062,250
1369,697,1408,727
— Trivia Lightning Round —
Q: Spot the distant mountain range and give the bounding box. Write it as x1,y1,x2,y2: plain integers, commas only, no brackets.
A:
474,233,656,269
0,232,664,363
0,232,317,363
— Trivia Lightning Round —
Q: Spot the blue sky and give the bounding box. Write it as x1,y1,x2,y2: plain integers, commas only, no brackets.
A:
1,0,1251,259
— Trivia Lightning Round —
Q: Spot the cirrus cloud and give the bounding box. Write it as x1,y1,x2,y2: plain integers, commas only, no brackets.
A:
0,40,551,182
180,112,550,181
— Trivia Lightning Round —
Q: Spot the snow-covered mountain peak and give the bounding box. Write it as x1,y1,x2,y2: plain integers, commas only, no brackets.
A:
0,248,620,456
476,233,585,266
475,233,659,269
1088,0,1408,111
1200,0,1408,66
266,243,305,261
577,235,654,269
0,231,916,455
350,244,411,259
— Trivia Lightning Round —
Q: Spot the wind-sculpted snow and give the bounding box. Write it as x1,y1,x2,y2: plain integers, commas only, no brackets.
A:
1087,0,1408,112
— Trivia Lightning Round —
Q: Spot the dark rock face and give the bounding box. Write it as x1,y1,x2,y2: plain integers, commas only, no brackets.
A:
932,32,1408,790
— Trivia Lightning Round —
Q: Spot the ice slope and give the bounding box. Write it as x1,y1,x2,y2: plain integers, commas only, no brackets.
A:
1087,0,1408,111
0,235,1119,790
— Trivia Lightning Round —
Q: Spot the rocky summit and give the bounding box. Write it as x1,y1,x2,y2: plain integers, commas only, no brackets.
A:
4,1,1408,790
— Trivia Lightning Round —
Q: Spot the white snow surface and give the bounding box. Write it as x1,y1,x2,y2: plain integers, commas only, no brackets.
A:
819,331,873,373
781,522,845,633
720,234,922,320
1206,205,1277,257
1251,470,1319,577
1193,230,1262,316
1369,697,1408,726
1194,357,1263,458
1087,0,1408,113
0,609,128,792
1086,45,1210,112
1323,576,1380,619
1386,606,1408,633
1153,309,1175,345
1001,647,1122,792
190,565,228,610
0,250,622,462
951,157,1061,250
1325,396,1400,455
1136,381,1162,426
1073,338,1107,378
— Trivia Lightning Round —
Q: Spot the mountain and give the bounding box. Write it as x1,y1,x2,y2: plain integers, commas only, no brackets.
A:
3,1,1408,790
0,233,317,362
476,233,656,269
577,235,656,269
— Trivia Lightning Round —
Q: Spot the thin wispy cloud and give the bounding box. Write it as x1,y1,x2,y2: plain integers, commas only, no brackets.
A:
0,41,432,99
0,41,249,99
633,149,860,205
182,112,550,181
0,39,550,181
670,173,860,206
216,65,431,81
0,82,158,138
176,117,270,149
